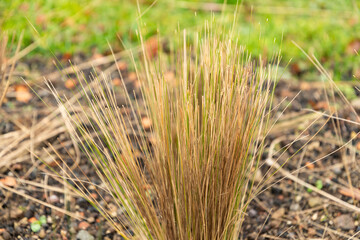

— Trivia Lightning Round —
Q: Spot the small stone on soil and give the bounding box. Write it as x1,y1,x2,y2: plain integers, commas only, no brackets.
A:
253,169,262,182
47,216,52,224
308,197,322,208
78,221,90,230
2,231,10,240
290,203,300,211
88,216,95,223
38,229,46,239
19,217,28,226
49,194,59,204
272,207,285,219
248,209,257,217
10,207,24,219
334,214,355,230
308,228,316,236
351,98,360,111
332,166,342,175
270,220,281,228
76,230,94,240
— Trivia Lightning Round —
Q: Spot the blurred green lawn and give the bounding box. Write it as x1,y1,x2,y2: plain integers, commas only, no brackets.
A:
1,0,360,81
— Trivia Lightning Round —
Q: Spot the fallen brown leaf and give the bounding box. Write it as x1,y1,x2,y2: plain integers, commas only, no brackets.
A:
305,161,315,170
338,187,360,200
28,217,37,223
15,84,32,103
0,176,17,187
78,221,90,230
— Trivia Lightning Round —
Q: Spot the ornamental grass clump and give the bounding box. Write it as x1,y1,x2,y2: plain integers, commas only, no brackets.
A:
50,22,277,239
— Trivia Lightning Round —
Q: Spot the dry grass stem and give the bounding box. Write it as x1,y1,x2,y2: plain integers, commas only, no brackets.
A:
48,20,279,240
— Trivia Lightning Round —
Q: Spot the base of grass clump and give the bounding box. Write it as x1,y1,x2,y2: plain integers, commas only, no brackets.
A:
49,19,278,239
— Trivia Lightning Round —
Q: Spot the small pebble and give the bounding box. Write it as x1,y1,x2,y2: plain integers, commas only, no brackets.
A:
253,169,263,183
60,229,67,237
332,166,342,175
2,231,11,240
272,207,285,219
49,195,59,204
38,229,46,239
10,208,24,219
14,226,22,234
78,221,90,230
334,214,355,230
311,212,318,221
88,216,95,223
47,216,52,224
248,209,257,218
0,176,16,187
76,230,94,240
295,195,302,202
141,117,152,130
308,228,316,236
270,220,281,228
351,98,360,111
308,197,322,208
290,203,300,211
19,217,28,226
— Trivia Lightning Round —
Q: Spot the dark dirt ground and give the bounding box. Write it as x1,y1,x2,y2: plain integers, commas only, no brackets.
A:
1,52,360,240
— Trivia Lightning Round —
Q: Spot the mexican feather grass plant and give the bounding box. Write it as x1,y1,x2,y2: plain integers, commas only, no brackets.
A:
48,21,278,239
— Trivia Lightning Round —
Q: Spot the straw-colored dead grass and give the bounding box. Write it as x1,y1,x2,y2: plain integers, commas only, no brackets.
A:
49,23,278,239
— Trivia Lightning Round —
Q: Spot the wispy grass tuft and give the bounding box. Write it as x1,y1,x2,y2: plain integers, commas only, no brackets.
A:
48,19,278,239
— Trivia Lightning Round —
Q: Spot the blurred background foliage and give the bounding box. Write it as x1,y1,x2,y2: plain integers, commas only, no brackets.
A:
1,0,360,80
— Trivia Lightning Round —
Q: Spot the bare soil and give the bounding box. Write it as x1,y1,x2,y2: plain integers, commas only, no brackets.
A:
1,54,360,240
